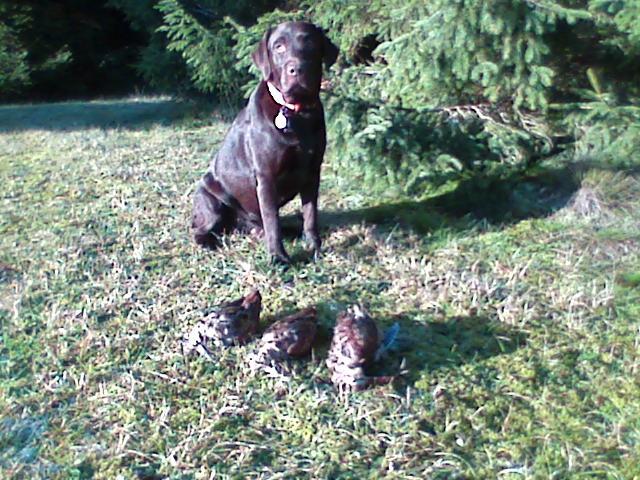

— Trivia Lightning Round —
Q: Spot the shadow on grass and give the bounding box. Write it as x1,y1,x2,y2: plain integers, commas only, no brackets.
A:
372,313,528,385
0,98,194,132
301,303,527,388
319,165,581,235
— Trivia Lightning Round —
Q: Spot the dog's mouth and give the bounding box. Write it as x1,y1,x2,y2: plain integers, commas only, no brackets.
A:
282,93,318,110
282,83,320,106
268,80,321,113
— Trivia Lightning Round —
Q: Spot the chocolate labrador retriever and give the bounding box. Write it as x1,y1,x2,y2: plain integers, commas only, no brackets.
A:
191,21,338,264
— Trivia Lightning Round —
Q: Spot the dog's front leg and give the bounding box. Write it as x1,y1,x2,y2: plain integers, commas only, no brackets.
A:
300,177,321,259
256,174,290,264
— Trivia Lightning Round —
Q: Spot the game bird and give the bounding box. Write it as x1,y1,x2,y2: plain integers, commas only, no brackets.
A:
326,305,400,391
181,289,262,359
250,306,318,375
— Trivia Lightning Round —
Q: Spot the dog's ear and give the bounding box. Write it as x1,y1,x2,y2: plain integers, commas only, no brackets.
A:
321,30,339,68
252,28,273,80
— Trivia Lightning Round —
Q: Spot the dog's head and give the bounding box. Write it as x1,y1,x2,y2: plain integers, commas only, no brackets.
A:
252,22,339,105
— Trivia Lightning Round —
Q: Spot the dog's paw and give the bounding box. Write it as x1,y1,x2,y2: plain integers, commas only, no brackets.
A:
249,226,265,240
303,232,321,255
271,252,291,266
193,231,222,250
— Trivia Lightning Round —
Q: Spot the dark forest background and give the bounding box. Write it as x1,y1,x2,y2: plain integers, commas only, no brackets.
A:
2,0,639,191
1,0,147,100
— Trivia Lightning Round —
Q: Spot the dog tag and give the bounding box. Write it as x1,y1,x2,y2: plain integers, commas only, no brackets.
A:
274,109,287,130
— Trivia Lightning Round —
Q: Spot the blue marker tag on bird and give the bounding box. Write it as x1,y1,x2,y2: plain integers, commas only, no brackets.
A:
375,322,401,361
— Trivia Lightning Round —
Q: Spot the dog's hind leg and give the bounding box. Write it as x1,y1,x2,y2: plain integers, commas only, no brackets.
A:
191,178,235,249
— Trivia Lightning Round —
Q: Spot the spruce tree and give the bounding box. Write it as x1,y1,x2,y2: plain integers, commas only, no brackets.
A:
309,0,640,190
154,0,284,98
114,0,640,189
0,4,31,97
108,0,189,92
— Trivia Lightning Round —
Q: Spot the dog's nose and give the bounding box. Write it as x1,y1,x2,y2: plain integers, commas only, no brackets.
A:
285,62,300,77
286,60,313,77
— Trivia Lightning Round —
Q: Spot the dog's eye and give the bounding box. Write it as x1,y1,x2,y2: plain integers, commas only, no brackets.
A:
274,44,286,53
304,43,319,54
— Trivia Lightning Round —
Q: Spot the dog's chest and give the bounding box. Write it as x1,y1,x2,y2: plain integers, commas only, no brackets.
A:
276,141,317,181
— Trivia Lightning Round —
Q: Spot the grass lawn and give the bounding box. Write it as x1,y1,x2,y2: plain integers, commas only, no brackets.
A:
1,97,639,479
